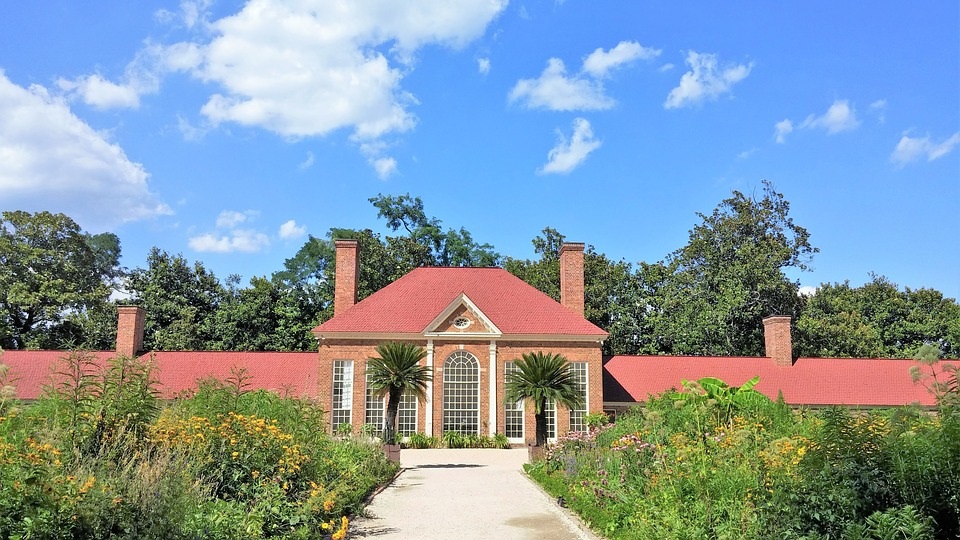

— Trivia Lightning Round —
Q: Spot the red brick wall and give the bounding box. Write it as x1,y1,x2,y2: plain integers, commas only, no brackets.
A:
317,337,603,444
333,240,359,317
116,306,145,358
559,243,585,316
763,316,793,366
497,341,602,441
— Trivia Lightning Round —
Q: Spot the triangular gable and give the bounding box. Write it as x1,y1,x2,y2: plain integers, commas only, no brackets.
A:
423,293,502,337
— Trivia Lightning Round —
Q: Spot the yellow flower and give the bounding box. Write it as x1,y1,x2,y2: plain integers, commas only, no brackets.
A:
323,498,335,512
251,470,260,479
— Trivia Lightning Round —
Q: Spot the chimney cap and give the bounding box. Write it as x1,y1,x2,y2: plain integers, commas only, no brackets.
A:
559,242,585,253
334,239,359,247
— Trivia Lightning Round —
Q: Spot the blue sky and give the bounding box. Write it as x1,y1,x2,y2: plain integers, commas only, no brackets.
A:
1,1,958,299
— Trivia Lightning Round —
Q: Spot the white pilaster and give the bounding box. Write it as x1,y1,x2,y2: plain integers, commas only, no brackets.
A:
425,339,434,436
489,340,497,436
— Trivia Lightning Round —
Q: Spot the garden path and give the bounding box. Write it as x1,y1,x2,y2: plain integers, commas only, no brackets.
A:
348,448,597,540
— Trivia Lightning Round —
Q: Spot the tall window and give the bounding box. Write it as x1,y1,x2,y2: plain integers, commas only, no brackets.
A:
364,368,384,435
568,362,589,433
332,360,354,429
504,361,524,440
545,398,556,440
442,351,479,434
398,393,418,436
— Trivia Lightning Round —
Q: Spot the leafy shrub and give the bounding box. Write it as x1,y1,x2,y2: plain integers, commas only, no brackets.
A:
0,358,397,539
526,378,959,540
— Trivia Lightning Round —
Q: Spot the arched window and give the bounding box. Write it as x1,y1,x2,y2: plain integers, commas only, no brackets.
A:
442,351,480,434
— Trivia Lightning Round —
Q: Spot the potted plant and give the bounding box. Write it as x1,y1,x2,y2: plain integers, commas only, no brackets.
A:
366,342,432,462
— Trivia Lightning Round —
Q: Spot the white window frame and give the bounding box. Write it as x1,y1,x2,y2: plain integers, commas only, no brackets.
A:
568,362,589,433
504,361,525,443
442,351,480,435
332,360,354,430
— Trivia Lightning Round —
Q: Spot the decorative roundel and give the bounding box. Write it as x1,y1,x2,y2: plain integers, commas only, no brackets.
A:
453,316,471,329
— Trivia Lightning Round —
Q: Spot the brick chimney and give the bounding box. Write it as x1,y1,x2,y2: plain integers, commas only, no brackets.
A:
559,242,585,316
763,316,793,366
116,305,145,358
334,239,359,317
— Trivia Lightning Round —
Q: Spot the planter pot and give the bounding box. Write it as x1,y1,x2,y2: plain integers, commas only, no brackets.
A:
383,444,401,463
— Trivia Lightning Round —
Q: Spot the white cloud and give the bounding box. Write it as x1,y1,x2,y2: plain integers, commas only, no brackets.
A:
538,117,601,175
192,0,506,140
664,51,752,109
774,119,794,143
891,132,960,165
372,157,398,179
870,99,887,123
215,209,257,229
190,209,271,253
509,58,613,111
0,72,171,229
278,219,306,239
798,285,817,297
56,74,141,110
188,229,270,253
800,100,859,134
510,41,658,112
177,114,208,141
298,151,315,170
658,63,674,72
56,42,194,111
737,148,758,160
581,40,660,78
478,57,491,75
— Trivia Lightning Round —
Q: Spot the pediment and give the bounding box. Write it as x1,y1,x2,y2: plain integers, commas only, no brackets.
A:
423,293,501,337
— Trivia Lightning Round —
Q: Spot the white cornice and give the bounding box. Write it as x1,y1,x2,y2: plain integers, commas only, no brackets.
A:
316,331,605,342
422,293,502,335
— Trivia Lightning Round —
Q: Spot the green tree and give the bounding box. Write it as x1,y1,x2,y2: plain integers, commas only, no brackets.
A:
646,180,817,356
275,196,499,328
125,248,225,350
796,276,960,358
504,228,643,355
0,211,113,349
366,342,432,445
370,193,500,267
505,351,584,447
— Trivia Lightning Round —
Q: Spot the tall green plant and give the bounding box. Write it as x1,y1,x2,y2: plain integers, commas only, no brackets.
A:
505,351,583,447
366,342,431,445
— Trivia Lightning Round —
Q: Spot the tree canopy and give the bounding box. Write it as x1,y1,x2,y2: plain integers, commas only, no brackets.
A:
0,211,115,349
641,180,818,356
6,183,957,359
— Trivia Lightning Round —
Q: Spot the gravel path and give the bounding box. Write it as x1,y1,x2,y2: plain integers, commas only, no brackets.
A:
348,449,598,540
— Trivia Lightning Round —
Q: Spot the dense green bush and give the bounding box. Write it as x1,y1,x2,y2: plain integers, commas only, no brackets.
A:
0,356,396,539
527,378,958,540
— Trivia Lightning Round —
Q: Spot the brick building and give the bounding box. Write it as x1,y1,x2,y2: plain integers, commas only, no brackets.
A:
313,240,607,443
4,240,951,446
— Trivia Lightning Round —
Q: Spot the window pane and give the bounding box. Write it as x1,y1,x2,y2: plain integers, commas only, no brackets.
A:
442,351,479,435
568,362,589,433
504,361,524,439
332,360,354,429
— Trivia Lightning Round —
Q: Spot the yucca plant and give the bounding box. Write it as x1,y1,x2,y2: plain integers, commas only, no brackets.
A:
505,351,584,447
366,342,431,445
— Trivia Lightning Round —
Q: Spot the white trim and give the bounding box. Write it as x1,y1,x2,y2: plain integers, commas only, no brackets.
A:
425,339,434,436
488,340,497,436
316,331,605,342
422,293,503,335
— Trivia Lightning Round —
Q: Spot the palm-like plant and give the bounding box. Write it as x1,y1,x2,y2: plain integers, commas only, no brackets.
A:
367,341,432,445
505,351,584,447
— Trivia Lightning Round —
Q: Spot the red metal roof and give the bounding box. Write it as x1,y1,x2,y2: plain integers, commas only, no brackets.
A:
603,355,955,407
313,267,608,337
3,350,318,400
